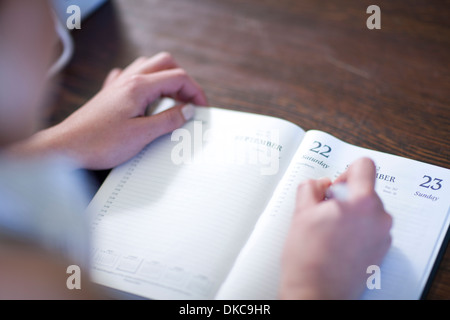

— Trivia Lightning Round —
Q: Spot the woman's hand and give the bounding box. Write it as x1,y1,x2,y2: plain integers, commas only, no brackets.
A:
280,158,392,299
9,52,207,169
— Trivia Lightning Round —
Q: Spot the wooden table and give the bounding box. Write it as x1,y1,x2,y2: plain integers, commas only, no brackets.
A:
48,0,450,299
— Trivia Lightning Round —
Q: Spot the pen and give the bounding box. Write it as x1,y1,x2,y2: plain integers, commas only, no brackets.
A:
325,183,349,201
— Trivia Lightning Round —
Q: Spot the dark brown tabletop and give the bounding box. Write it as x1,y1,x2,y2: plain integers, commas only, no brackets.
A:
47,0,450,299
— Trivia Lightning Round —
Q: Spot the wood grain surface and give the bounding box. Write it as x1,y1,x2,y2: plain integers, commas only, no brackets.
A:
47,0,450,299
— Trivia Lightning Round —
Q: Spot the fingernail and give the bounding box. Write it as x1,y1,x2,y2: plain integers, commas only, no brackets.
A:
181,104,195,121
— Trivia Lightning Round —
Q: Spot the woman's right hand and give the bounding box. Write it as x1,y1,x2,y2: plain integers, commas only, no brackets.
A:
280,158,392,299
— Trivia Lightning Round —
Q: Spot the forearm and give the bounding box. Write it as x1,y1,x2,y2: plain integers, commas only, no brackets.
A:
4,124,74,165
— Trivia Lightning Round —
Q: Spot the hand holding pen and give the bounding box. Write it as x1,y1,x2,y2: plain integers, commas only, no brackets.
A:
280,158,392,299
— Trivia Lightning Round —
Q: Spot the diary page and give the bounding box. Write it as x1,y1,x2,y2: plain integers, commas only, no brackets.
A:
216,130,450,300
88,106,305,299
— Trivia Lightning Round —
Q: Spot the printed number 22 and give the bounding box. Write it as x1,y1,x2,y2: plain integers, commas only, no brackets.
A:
420,175,443,190
310,141,332,158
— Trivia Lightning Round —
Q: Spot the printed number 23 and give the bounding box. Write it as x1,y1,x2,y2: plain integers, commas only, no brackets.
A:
420,175,443,190
310,141,332,158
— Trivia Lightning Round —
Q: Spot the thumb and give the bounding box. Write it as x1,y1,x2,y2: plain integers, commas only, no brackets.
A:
138,104,196,144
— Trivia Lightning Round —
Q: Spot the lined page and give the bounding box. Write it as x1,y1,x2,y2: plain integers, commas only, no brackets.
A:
88,107,304,299
216,130,450,300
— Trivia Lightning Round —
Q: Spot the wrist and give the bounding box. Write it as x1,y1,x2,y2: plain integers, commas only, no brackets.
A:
4,125,71,164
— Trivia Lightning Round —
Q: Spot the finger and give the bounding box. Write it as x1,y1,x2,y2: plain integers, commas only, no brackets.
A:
134,104,195,144
102,68,122,89
121,52,179,77
337,157,376,198
133,52,179,75
295,178,331,213
131,69,208,114
334,163,353,184
121,56,148,75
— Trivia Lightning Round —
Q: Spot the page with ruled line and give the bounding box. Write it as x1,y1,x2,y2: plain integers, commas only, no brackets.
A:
216,130,450,300
87,107,305,299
